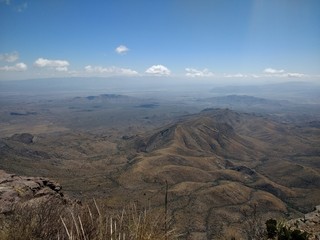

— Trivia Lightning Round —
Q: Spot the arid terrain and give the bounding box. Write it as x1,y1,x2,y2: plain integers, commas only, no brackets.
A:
0,82,320,239
2,0,320,238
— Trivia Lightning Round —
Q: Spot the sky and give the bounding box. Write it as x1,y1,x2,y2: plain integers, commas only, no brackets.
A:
0,0,320,82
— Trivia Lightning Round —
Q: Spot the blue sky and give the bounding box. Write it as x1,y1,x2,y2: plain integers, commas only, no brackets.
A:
0,0,319,82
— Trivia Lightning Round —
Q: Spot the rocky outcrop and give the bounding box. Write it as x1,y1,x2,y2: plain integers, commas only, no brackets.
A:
10,133,34,144
0,169,67,214
287,205,320,240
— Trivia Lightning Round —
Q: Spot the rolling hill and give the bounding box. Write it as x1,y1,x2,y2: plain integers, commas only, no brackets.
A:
115,109,320,238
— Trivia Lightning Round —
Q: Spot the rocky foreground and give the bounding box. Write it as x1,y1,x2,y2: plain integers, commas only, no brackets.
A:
0,169,319,239
0,169,68,214
287,206,320,240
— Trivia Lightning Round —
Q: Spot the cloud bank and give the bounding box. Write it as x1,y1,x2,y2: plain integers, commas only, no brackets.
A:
0,62,27,71
34,58,70,71
263,67,305,78
264,68,285,74
286,72,305,78
185,68,214,77
84,65,138,76
224,73,247,78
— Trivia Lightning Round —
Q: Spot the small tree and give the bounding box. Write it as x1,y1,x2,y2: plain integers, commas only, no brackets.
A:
265,219,277,239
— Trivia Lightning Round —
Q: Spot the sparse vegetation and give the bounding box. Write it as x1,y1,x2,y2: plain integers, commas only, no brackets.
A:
233,204,312,240
0,198,65,240
0,199,177,240
266,219,309,240
241,203,266,240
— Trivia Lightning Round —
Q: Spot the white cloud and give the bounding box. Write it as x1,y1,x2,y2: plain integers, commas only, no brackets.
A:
0,51,19,62
145,65,171,76
224,73,247,78
34,58,69,67
34,58,70,71
287,72,305,78
115,45,129,55
251,74,260,78
0,62,27,71
185,68,214,77
55,66,68,72
263,68,285,74
84,65,138,76
263,68,305,78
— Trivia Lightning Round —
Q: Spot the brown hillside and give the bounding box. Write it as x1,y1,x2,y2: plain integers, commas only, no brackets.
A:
116,109,320,238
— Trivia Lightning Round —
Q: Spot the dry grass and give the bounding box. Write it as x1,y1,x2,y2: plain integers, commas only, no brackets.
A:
240,203,267,240
0,199,177,240
0,198,66,240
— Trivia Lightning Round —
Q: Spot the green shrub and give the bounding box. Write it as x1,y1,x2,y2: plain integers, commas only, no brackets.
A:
266,219,277,239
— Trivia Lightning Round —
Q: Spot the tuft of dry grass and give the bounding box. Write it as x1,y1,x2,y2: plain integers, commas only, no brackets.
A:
0,198,66,240
240,203,266,240
60,199,177,240
0,198,177,240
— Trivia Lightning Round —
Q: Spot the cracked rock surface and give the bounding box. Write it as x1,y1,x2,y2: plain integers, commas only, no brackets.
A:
0,169,66,214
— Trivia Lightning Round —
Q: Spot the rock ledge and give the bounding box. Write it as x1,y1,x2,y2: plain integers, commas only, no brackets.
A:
0,169,66,214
